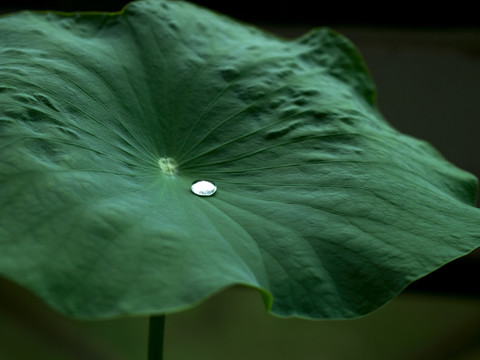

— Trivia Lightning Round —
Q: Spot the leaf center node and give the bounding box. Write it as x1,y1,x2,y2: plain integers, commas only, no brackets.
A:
158,157,178,175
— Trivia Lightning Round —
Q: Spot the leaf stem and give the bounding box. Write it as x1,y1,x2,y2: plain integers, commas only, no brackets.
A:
148,315,166,360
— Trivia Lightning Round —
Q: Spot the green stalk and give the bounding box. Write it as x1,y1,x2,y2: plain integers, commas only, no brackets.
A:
148,315,166,360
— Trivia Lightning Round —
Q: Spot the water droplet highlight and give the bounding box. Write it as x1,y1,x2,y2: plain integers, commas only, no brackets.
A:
191,180,217,197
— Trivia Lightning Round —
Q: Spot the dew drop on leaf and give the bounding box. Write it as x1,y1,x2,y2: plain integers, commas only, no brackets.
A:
191,180,217,197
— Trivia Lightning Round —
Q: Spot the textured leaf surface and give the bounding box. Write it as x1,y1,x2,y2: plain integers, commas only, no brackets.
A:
0,0,479,320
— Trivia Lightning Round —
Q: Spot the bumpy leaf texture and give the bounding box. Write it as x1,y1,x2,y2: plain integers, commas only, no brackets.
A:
0,0,479,320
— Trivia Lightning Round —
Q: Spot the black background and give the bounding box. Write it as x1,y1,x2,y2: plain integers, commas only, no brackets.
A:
1,0,479,28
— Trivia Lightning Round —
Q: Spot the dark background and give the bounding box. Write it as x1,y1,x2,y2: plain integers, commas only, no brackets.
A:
1,0,479,28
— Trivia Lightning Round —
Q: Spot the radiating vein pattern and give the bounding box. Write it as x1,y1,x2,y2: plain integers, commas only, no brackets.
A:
0,0,479,321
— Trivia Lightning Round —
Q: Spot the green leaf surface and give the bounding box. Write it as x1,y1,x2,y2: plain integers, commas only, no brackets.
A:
0,0,479,320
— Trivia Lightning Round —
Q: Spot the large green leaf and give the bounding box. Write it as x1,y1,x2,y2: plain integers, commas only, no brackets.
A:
0,0,479,320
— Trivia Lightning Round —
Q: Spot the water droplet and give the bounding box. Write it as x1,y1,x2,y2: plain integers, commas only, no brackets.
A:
191,180,217,197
